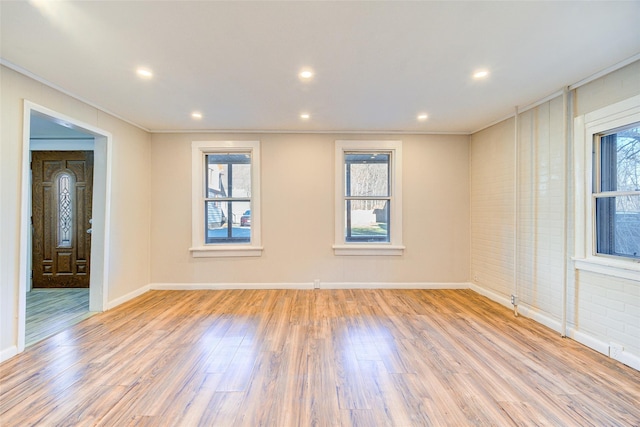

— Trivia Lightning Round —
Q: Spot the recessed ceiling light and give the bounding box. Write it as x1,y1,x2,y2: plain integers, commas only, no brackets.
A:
300,113,310,120
191,112,202,119
136,68,153,78
417,113,428,121
473,70,489,79
299,69,314,80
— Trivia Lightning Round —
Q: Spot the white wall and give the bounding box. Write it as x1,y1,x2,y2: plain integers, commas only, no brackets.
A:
470,60,640,369
0,65,152,361
516,97,566,322
150,133,470,286
470,118,516,298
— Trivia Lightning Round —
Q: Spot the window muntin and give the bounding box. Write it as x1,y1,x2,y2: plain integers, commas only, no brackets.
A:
593,124,640,259
205,153,251,244
344,152,391,242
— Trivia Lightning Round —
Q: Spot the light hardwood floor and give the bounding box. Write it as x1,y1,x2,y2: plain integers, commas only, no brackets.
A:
2,289,639,426
25,288,94,346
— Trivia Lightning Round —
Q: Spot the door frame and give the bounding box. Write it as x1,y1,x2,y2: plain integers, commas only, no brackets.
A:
18,101,113,353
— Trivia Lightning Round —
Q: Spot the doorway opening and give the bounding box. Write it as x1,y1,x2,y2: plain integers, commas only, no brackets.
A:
19,102,112,351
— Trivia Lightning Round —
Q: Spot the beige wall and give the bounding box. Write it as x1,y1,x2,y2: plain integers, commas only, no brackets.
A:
150,133,470,285
0,65,152,360
470,60,640,366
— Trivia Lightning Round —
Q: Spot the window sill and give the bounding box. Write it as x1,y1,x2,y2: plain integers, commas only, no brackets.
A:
333,244,405,256
573,256,640,282
190,246,263,258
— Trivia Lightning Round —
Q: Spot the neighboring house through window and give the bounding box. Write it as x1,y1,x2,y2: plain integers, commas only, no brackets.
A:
191,141,262,257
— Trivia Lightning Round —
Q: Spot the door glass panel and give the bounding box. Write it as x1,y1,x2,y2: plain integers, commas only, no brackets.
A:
58,173,73,248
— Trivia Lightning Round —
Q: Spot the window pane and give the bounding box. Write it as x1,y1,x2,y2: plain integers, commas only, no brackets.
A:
205,200,227,230
205,200,251,243
595,195,640,258
600,126,640,192
345,199,390,242
230,163,251,198
206,153,251,198
345,153,389,197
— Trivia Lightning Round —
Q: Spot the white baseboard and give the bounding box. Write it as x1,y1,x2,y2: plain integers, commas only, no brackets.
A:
469,283,562,333
0,345,18,364
564,328,640,370
106,284,150,310
616,348,640,371
150,282,470,291
565,328,610,356
471,284,639,372
515,304,562,334
323,282,469,289
468,283,512,307
150,282,314,290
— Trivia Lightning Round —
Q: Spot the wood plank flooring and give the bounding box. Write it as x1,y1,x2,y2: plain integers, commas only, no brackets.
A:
2,289,639,426
25,289,94,347
26,288,94,347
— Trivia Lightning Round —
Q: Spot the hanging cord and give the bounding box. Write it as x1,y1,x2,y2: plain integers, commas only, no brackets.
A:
513,105,519,318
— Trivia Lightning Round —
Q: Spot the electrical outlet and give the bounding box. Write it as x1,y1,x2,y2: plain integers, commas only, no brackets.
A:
609,342,623,360
510,295,518,305
313,279,320,289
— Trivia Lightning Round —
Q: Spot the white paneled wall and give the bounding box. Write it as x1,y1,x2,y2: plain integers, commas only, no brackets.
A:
471,60,640,370
470,118,515,299
516,98,566,321
570,271,640,359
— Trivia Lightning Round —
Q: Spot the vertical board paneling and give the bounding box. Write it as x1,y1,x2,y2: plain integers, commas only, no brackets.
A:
470,118,515,297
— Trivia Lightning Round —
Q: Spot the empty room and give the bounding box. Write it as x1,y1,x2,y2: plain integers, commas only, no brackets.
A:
1,1,639,426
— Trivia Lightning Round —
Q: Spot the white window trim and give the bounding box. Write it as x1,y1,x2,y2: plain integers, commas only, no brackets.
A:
333,140,404,256
573,94,640,281
190,140,262,257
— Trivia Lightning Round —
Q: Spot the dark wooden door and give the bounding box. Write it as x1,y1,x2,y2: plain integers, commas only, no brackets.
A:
32,151,93,288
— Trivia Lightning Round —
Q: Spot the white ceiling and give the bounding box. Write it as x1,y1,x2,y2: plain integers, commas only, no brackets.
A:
2,1,639,134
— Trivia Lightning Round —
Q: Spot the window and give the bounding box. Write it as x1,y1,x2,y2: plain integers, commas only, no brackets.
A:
334,140,404,256
593,125,640,259
191,141,262,257
205,153,251,244
574,94,640,281
345,152,391,242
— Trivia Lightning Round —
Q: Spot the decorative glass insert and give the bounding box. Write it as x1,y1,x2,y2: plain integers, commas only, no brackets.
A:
58,173,73,248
